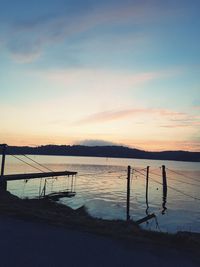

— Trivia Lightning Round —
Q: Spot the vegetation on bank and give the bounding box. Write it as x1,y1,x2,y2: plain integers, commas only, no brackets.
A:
0,190,200,253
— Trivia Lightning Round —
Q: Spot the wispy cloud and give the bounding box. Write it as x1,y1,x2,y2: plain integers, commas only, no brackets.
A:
160,123,200,128
193,106,200,110
76,108,186,125
1,2,181,62
9,49,41,63
128,139,200,152
39,67,179,99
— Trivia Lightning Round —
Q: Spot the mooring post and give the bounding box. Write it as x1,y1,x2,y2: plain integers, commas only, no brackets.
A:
162,165,167,190
145,166,150,212
43,179,47,197
0,144,7,190
126,165,131,221
71,175,74,192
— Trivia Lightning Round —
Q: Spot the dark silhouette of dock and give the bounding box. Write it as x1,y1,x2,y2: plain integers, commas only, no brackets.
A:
3,171,77,182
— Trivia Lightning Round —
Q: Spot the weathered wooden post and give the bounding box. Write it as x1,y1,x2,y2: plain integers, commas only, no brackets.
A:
162,165,167,192
145,166,150,213
126,165,131,221
71,175,74,192
0,144,7,190
43,179,47,197
162,165,167,214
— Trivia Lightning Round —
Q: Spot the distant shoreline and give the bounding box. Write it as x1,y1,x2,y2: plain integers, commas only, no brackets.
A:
2,145,200,163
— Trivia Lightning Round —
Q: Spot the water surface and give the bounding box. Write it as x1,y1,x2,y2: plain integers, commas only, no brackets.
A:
3,155,200,233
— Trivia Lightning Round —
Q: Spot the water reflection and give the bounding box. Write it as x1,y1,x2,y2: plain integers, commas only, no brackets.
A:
145,166,150,216
162,187,167,215
161,165,168,215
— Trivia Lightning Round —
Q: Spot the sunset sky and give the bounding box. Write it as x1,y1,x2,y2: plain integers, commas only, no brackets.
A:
0,0,200,151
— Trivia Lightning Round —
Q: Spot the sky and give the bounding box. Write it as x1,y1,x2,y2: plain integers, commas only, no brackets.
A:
0,0,200,151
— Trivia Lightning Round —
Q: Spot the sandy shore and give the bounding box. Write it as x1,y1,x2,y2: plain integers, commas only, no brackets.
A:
0,215,199,267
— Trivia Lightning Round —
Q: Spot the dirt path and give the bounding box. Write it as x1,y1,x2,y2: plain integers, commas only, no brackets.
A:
0,216,199,267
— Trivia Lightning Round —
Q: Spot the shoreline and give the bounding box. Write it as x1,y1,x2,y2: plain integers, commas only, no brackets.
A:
4,144,200,163
0,191,200,253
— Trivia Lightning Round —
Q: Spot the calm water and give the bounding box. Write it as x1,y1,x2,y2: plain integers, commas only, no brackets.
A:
3,155,200,233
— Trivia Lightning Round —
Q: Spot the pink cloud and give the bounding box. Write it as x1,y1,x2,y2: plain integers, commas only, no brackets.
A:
76,108,186,125
160,123,200,128
127,139,200,152
193,106,200,110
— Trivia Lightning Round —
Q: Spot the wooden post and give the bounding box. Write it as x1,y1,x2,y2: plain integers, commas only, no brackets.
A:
136,213,155,225
0,144,7,190
43,179,47,197
145,166,150,213
162,165,167,191
126,165,131,221
71,175,74,192
162,165,167,214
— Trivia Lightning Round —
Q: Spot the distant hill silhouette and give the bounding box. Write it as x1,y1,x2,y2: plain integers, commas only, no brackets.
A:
1,145,200,162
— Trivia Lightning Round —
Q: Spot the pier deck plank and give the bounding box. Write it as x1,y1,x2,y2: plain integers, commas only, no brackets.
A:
2,171,77,181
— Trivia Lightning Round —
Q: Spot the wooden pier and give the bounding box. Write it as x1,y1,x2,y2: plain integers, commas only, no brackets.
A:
2,171,77,182
0,144,78,199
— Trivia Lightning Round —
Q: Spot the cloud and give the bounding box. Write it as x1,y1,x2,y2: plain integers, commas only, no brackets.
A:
6,35,42,62
193,106,200,110
75,139,120,146
76,108,186,125
10,50,42,63
40,68,176,100
160,123,200,128
1,1,181,62
128,139,200,152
